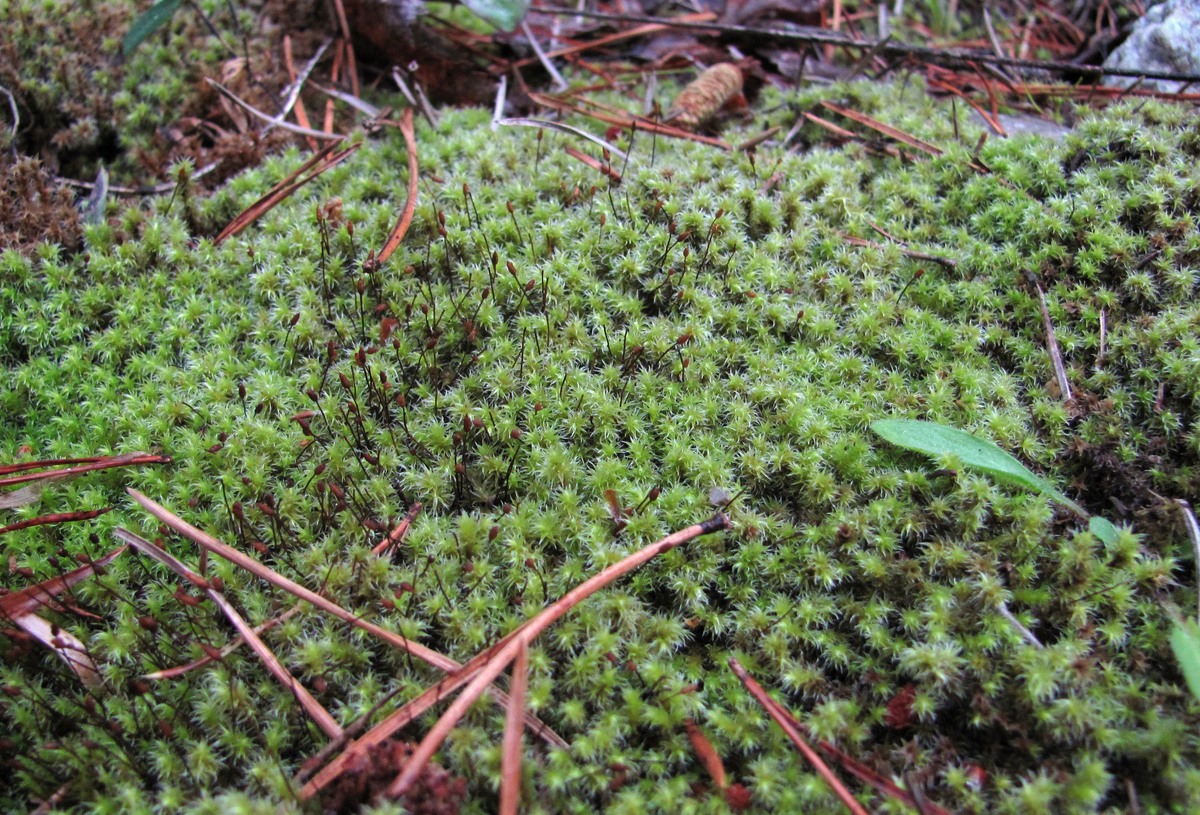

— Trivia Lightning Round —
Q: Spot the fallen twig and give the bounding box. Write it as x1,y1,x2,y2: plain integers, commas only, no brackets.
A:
532,6,1200,86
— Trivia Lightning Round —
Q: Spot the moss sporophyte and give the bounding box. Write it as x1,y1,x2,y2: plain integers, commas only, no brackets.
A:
2,69,1200,813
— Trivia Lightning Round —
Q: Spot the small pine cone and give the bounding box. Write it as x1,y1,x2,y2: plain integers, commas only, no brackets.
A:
667,63,744,130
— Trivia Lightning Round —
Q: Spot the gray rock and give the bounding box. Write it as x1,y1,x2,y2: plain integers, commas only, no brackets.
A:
1103,0,1200,92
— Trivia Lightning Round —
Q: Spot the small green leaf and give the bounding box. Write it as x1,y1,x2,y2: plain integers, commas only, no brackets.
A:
1170,618,1200,702
123,0,183,56
463,0,529,31
873,419,1127,541
872,418,1080,501
1088,515,1119,546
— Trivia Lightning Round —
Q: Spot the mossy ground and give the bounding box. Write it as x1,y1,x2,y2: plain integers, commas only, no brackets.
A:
2,63,1200,814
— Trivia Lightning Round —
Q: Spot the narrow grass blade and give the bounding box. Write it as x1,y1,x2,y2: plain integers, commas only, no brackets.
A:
122,0,182,55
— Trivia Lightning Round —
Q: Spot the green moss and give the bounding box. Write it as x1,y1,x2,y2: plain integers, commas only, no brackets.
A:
2,74,1200,814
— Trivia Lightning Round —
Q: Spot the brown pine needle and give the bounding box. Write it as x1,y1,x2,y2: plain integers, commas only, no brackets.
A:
685,718,728,791
117,528,343,738
214,139,359,245
0,545,127,619
0,456,110,476
125,489,564,748
729,659,868,815
375,108,419,266
1,545,127,689
372,502,423,557
0,507,112,536
562,145,622,183
499,640,530,815
0,452,171,489
283,35,319,152
128,488,461,675
730,659,953,814
386,514,730,799
819,101,944,156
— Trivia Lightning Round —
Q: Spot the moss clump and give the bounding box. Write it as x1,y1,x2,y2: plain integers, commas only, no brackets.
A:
2,78,1199,813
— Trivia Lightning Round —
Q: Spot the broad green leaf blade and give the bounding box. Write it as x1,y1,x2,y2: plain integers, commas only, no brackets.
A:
1170,618,1200,702
871,419,1084,513
463,0,529,31
123,0,183,56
